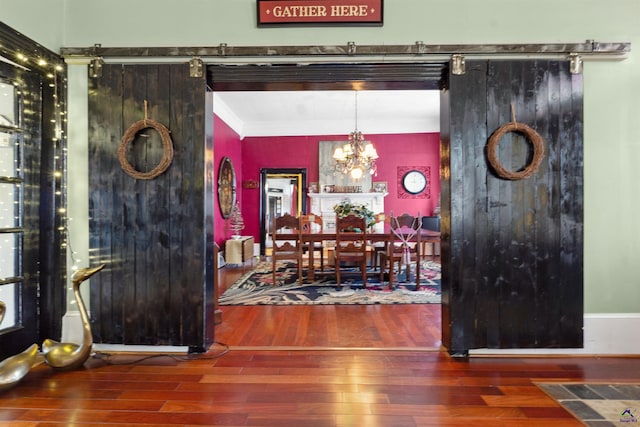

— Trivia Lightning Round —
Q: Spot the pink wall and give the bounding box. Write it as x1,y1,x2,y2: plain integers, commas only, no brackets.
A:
213,115,243,246
213,114,440,246
240,133,441,243
241,135,327,241
366,132,441,217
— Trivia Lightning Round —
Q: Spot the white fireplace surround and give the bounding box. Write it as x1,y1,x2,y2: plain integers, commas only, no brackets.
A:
308,192,388,233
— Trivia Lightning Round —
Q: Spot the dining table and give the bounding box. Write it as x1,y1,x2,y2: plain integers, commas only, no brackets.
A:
300,231,386,281
276,228,441,282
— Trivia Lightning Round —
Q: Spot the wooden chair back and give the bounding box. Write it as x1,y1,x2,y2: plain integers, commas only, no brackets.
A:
384,213,422,287
334,214,368,287
271,213,303,285
371,213,391,270
300,213,325,271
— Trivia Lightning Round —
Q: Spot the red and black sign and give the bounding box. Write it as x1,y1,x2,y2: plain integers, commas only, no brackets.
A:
257,0,383,26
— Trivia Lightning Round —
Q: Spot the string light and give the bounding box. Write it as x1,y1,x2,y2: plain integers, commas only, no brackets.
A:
0,35,79,349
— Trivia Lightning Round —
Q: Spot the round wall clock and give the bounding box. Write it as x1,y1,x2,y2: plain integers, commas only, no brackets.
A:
218,157,236,219
402,170,427,195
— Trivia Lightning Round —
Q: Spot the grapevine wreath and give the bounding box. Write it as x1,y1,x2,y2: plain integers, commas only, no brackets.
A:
486,120,545,180
118,102,173,180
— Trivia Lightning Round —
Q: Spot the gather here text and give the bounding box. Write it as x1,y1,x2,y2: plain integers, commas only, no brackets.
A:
271,4,370,18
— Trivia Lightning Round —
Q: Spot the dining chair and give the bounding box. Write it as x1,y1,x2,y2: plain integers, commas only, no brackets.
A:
420,216,441,260
370,212,390,272
380,213,421,288
300,213,324,272
333,214,368,288
271,213,303,286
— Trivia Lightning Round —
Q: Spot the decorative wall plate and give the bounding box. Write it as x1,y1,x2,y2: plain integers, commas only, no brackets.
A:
218,157,236,219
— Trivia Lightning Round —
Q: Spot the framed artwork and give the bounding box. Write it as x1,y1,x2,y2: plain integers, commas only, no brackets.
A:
372,181,387,193
322,184,335,193
318,141,372,191
218,157,237,219
397,165,430,199
257,0,384,27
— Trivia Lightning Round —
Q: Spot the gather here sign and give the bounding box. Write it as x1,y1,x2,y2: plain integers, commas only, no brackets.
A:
257,0,383,25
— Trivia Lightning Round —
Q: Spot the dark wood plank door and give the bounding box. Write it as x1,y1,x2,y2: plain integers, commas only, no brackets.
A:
88,64,214,351
440,60,584,354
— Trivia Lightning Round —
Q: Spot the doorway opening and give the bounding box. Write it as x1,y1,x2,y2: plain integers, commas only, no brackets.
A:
260,168,307,256
210,62,446,349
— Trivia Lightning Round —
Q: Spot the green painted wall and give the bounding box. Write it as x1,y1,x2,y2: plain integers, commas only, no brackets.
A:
2,0,638,313
0,0,64,50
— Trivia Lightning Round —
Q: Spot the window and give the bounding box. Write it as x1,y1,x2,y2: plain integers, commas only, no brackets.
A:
0,79,23,331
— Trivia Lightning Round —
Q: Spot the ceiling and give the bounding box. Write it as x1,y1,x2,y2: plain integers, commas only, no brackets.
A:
212,90,441,139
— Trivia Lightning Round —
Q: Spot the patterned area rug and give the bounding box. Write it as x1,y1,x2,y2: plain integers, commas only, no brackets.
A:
538,383,640,426
219,260,441,305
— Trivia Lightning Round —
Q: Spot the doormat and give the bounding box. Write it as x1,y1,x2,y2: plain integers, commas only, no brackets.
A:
537,383,640,425
219,260,441,306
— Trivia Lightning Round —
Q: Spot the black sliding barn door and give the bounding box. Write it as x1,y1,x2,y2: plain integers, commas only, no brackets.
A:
440,60,583,354
88,64,214,351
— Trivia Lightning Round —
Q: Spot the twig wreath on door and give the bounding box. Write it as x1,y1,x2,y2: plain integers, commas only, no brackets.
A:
118,100,174,180
486,105,545,180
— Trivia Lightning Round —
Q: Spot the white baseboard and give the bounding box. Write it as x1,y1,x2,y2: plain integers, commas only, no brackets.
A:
471,313,640,356
63,312,640,355
92,344,189,354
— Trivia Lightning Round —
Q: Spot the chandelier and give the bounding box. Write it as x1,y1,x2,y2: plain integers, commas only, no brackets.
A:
332,91,378,180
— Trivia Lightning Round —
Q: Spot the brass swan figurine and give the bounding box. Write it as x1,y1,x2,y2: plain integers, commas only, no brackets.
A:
0,343,42,392
0,302,43,391
41,264,106,370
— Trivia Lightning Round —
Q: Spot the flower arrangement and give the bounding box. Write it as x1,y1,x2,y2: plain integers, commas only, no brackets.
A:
333,200,375,228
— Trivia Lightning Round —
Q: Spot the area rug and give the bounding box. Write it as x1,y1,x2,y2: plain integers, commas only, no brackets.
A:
219,260,441,305
537,383,640,425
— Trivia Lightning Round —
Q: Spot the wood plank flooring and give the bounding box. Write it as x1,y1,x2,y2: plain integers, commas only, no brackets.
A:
215,259,442,349
1,259,639,426
3,349,640,426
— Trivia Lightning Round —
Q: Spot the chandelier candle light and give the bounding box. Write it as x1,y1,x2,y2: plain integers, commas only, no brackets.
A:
333,91,379,180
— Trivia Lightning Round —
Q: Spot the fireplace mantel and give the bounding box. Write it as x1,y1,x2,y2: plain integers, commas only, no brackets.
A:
308,192,388,232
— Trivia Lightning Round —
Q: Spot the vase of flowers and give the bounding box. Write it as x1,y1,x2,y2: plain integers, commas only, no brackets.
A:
333,200,375,229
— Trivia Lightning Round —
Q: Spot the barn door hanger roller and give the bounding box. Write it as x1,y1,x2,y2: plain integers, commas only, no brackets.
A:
451,54,465,75
569,53,583,74
189,57,204,78
89,43,103,78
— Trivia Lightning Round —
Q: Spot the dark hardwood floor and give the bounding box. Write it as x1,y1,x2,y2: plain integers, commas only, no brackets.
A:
3,348,640,426
1,258,639,426
215,257,442,349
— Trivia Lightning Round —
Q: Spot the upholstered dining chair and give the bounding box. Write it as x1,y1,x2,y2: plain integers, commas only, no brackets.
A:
333,214,368,288
300,213,324,272
379,213,421,288
419,216,441,260
271,213,303,286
